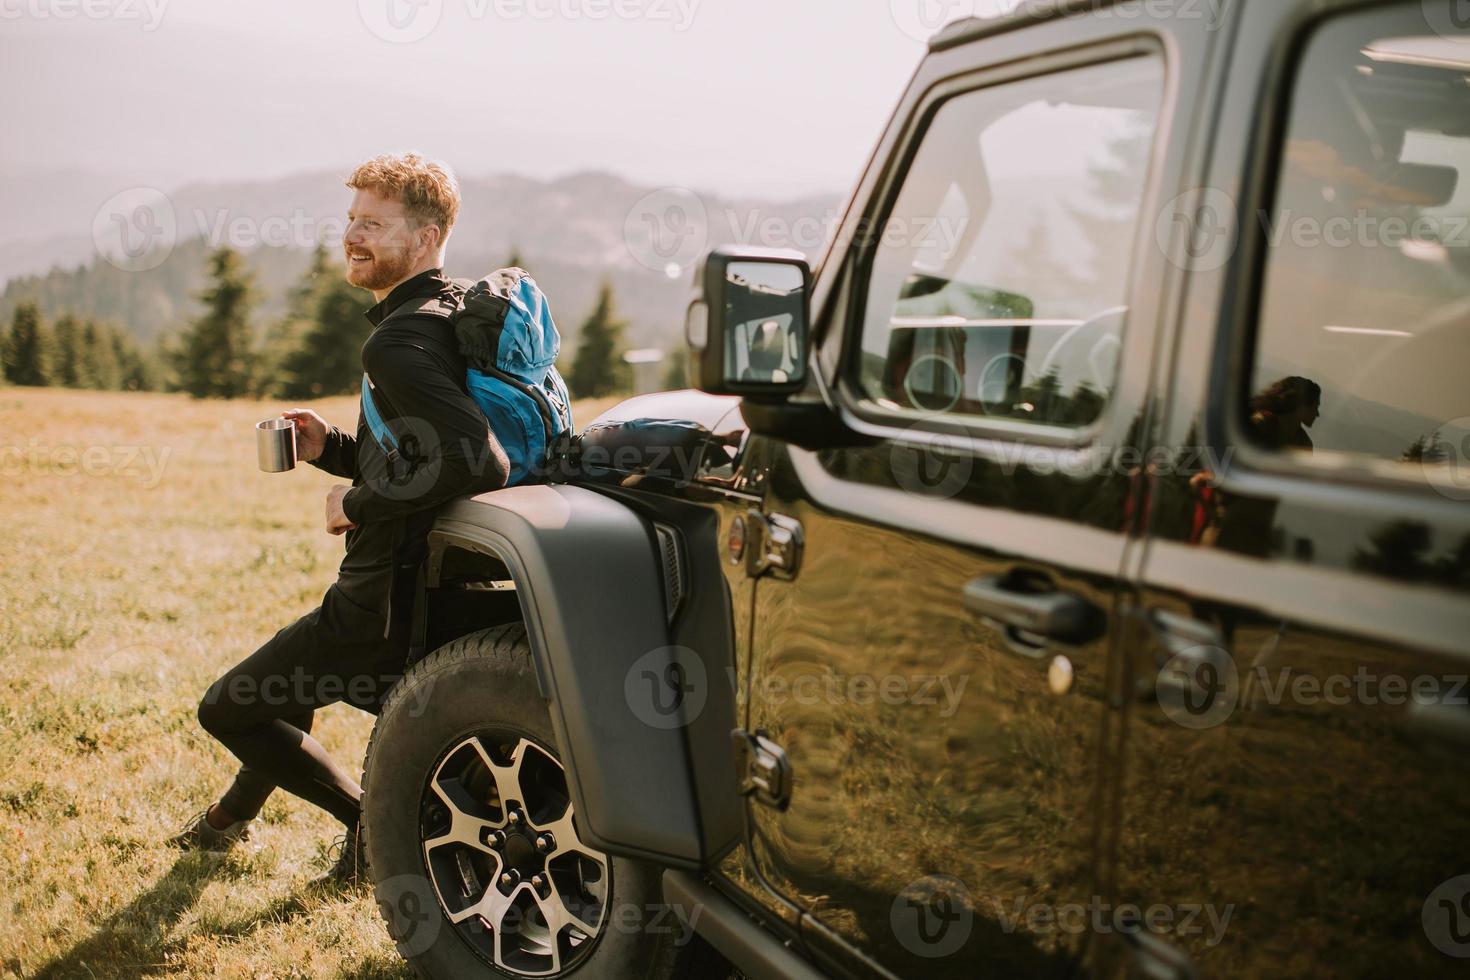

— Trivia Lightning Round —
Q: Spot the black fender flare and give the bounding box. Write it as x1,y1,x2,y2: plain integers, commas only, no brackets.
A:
423,484,716,868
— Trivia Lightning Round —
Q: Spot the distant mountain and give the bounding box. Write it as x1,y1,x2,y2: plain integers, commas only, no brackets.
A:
0,170,841,354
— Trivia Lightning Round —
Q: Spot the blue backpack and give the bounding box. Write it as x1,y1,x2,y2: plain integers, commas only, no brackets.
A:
361,268,574,487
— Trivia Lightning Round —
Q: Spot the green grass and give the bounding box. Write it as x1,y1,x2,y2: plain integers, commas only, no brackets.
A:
0,387,617,979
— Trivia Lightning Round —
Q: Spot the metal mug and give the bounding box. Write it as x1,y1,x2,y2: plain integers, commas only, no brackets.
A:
256,417,297,472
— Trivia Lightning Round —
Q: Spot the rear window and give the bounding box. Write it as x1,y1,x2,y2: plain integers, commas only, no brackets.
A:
1249,7,1470,487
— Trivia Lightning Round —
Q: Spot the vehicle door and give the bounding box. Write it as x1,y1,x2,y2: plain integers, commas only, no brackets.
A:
1118,2,1470,976
735,7,1223,978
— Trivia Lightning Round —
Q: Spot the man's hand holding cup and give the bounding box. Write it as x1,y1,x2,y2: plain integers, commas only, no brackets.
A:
281,408,331,463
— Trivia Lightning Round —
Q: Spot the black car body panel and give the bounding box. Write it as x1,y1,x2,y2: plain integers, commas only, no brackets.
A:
416,1,1470,976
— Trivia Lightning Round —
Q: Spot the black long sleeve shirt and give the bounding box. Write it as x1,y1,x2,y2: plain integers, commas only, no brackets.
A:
311,268,509,632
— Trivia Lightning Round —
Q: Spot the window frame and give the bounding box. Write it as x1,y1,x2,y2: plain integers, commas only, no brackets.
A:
833,35,1171,452
1214,0,1470,503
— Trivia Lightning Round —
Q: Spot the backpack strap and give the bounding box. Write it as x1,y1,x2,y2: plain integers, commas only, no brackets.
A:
360,372,400,463
358,283,467,464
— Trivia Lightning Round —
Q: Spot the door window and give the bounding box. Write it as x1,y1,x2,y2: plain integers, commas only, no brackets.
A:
1250,10,1470,483
856,55,1164,430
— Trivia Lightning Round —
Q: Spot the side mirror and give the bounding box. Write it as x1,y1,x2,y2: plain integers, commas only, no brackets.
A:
685,246,810,397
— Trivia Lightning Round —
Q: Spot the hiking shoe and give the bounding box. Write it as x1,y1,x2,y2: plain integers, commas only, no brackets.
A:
169,808,254,852
322,821,369,888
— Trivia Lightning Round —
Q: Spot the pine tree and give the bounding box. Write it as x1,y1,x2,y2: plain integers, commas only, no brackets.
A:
81,319,123,390
4,302,52,386
51,314,85,387
173,247,256,398
278,248,372,398
568,281,630,398
505,247,525,270
260,243,334,396
111,326,157,391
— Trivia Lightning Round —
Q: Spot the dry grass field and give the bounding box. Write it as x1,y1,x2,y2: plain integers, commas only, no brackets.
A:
0,387,617,979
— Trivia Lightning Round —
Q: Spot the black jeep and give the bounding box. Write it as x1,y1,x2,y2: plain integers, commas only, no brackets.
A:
361,2,1470,978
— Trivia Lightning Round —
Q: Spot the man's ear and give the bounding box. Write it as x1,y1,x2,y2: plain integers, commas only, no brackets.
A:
418,222,443,257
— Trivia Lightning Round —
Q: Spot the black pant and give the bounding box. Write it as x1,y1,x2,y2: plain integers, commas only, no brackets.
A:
197,583,407,827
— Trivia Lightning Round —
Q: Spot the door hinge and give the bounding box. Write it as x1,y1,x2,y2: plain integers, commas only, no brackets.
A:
732,729,792,811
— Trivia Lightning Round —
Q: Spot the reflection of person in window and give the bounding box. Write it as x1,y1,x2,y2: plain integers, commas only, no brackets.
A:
1189,376,1322,555
1247,376,1322,451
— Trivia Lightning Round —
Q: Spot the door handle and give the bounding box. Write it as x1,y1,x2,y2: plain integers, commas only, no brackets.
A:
963,570,1106,649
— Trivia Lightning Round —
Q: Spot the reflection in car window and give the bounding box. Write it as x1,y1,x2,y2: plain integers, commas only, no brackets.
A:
1252,9,1470,476
857,55,1163,429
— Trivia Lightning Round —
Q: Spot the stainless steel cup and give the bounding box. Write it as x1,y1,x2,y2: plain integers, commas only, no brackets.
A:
256,417,296,472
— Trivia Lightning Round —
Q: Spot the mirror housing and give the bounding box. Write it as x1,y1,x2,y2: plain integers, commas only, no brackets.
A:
686,246,811,398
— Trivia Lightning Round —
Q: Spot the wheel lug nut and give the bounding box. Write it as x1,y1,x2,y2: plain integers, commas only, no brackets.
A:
531,874,548,894
535,833,555,853
487,830,505,849
500,869,521,889
508,810,523,826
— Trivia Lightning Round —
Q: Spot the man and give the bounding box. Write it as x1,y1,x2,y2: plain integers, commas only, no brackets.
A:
173,153,509,884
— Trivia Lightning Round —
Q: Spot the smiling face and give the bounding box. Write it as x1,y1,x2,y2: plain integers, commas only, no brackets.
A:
343,187,440,296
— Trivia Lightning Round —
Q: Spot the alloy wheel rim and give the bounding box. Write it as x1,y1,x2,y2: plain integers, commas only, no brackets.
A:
420,733,611,976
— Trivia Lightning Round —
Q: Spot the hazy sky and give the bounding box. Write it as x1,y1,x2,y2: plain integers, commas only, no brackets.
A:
0,0,1022,199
